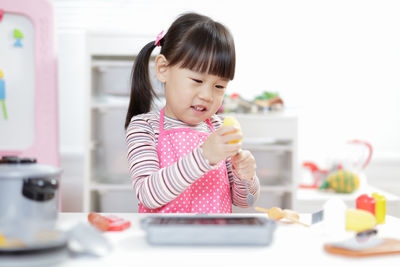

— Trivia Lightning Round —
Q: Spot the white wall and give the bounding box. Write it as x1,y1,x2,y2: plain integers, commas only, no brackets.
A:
54,0,400,159
53,0,400,210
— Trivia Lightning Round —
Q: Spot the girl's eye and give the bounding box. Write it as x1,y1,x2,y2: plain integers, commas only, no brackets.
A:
215,85,225,89
191,78,203,84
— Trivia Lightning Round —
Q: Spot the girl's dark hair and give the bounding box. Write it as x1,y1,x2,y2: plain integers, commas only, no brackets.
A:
125,12,236,129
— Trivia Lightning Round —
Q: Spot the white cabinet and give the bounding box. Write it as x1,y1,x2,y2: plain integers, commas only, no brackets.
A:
83,31,299,213
83,32,153,212
231,114,298,212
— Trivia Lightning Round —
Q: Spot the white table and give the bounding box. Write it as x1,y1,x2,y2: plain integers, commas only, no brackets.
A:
296,185,400,214
2,213,400,267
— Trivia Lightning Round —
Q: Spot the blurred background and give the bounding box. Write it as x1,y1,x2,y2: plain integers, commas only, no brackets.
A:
16,0,400,213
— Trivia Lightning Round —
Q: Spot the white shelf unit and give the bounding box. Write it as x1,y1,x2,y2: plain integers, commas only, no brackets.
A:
83,31,153,212
231,113,298,213
83,31,299,213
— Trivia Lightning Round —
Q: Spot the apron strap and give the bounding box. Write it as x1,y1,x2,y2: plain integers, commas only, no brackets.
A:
159,108,165,134
205,118,215,132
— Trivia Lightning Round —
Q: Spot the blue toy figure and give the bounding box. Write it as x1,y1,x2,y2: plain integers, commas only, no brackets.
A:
0,70,7,119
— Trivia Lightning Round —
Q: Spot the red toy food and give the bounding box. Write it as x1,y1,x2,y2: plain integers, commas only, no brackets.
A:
88,212,110,231
88,212,131,231
104,215,131,231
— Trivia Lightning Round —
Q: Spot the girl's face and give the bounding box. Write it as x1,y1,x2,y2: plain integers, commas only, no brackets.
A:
162,65,229,125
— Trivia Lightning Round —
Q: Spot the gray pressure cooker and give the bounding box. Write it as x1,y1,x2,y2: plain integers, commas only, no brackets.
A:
0,156,62,235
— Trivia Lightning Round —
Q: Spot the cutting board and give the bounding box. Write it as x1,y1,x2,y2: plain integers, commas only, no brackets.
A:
324,238,400,257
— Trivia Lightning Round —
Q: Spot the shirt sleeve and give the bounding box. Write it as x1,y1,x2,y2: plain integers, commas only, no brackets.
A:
211,115,261,208
125,117,214,209
226,157,261,208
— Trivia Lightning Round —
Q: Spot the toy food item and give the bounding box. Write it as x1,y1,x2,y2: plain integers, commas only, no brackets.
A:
88,212,131,232
283,209,300,221
267,207,285,220
104,215,131,231
372,193,386,224
254,91,284,112
356,194,376,215
88,212,110,231
0,232,6,246
222,116,242,144
255,206,288,220
323,170,360,193
346,209,377,232
254,206,309,227
0,232,26,248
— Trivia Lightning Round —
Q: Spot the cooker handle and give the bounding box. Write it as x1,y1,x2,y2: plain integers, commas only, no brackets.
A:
22,178,59,201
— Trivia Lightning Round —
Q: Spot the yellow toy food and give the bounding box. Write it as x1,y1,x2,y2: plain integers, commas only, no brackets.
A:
372,193,386,224
222,116,242,144
264,207,285,220
254,206,309,227
255,206,299,221
0,232,25,248
324,170,360,193
283,209,300,221
346,209,377,232
0,232,6,246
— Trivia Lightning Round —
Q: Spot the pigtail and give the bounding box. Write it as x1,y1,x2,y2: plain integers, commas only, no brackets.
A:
125,41,158,129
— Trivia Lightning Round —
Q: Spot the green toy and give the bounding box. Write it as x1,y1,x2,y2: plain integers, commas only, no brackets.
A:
320,170,360,193
14,29,23,39
255,91,279,101
14,29,24,47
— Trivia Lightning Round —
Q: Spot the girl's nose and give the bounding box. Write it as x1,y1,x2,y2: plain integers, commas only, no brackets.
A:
198,86,213,102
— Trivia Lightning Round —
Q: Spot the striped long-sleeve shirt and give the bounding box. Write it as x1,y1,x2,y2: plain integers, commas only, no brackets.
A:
125,110,260,210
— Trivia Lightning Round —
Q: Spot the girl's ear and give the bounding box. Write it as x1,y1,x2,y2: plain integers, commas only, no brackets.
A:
154,54,169,83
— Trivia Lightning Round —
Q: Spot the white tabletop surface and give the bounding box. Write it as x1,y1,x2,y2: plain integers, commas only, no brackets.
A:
295,185,400,214
2,212,400,267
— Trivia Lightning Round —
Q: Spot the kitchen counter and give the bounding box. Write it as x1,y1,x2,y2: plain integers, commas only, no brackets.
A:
296,185,400,213
2,213,400,267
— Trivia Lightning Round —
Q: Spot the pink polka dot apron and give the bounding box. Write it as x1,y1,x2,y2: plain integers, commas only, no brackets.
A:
139,108,232,213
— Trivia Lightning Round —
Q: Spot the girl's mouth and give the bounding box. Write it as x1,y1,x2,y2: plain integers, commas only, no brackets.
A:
191,105,207,113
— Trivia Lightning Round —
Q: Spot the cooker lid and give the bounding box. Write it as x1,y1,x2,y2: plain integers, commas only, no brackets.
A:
0,156,62,179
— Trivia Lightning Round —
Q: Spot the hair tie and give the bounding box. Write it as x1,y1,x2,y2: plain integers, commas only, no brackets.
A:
154,30,164,47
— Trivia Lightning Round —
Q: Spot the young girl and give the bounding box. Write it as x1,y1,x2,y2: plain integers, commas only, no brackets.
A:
125,12,260,213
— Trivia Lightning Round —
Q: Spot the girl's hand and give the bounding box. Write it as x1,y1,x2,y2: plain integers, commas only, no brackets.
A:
232,150,256,181
201,125,242,165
